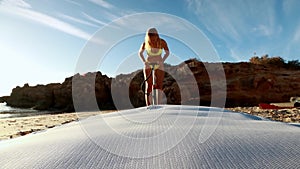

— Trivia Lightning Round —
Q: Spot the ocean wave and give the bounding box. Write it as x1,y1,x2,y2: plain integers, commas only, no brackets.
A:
0,103,59,119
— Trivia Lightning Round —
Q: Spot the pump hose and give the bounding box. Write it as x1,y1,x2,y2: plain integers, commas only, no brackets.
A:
140,67,154,96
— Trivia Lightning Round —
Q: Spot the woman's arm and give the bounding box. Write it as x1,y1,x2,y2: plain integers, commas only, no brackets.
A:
139,42,147,63
161,39,169,62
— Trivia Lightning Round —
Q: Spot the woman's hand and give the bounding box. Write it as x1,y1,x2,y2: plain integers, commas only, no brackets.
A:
144,61,150,67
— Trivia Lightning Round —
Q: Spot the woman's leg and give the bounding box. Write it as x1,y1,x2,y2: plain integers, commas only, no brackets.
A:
155,67,165,105
144,67,152,106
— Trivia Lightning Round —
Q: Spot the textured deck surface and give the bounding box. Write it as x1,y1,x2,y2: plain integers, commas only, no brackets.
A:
0,105,299,168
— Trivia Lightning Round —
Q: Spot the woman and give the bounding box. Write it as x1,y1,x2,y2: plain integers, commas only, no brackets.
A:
139,28,170,106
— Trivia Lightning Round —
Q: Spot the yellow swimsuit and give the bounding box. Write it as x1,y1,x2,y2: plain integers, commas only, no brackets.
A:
146,47,162,56
145,40,163,56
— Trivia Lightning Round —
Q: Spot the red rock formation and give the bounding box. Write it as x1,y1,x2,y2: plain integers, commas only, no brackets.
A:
3,59,300,111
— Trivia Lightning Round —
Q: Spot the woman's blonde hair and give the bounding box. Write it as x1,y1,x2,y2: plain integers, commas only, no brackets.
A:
145,28,160,50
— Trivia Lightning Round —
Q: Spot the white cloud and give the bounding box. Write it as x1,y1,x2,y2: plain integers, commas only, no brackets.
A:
252,25,273,36
0,0,31,8
59,13,100,28
102,10,121,20
185,0,241,41
293,24,300,42
88,0,113,9
64,0,82,7
282,0,300,16
185,0,279,41
0,5,92,41
82,12,107,26
185,0,287,61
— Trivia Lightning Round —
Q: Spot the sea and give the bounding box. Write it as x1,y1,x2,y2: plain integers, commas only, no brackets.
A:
0,103,57,119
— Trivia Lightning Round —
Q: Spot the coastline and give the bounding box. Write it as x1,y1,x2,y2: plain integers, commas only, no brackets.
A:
0,110,116,141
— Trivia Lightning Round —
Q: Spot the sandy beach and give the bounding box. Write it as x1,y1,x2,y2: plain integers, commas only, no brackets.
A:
0,110,116,141
227,107,300,123
1,106,299,141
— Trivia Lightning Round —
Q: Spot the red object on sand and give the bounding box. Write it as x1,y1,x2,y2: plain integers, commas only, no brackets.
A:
259,103,280,109
259,103,294,109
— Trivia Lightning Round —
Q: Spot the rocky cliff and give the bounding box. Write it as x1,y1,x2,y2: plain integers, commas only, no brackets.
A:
3,72,114,112
1,59,299,111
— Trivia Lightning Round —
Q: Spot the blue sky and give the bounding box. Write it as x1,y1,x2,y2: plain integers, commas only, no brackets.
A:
0,0,300,96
